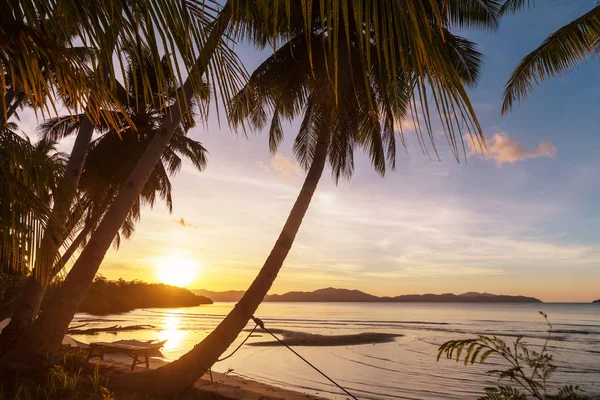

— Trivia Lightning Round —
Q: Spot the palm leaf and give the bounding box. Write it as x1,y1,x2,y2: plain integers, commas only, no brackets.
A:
502,5,600,114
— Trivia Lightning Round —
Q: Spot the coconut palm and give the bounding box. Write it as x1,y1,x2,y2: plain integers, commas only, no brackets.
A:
0,129,66,276
501,1,600,114
0,44,210,352
112,1,495,394
0,127,66,321
1,0,232,127
3,0,492,370
0,2,242,365
0,0,243,348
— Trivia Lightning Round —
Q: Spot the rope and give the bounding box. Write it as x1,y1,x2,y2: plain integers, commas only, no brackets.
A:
209,323,258,382
251,316,359,400
217,324,258,362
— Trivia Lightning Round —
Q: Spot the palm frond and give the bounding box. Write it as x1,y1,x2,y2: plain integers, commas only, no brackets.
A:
499,0,534,16
446,0,502,30
1,0,245,130
502,5,600,114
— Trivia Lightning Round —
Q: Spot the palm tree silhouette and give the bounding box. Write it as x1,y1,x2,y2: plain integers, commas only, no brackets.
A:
120,0,494,393
501,1,600,113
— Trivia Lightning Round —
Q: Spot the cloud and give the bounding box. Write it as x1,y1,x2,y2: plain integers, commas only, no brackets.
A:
175,218,198,228
367,266,506,278
468,132,556,166
257,153,303,181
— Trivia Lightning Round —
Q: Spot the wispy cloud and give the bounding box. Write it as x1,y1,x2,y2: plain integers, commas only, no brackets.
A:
257,153,303,181
175,217,198,228
468,132,556,166
366,266,506,278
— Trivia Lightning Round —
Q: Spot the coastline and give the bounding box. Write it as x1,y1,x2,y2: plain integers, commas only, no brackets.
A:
98,353,327,400
0,321,326,399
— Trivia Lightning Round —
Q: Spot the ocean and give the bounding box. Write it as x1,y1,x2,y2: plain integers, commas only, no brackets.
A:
71,302,600,399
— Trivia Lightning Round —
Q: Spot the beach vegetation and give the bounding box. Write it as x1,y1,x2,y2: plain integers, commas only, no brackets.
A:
52,276,212,315
438,312,584,400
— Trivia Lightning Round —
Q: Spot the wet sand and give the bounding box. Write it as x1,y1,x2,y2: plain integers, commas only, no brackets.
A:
247,328,402,347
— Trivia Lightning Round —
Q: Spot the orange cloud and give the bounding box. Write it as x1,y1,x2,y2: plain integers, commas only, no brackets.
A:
468,132,556,166
257,153,302,181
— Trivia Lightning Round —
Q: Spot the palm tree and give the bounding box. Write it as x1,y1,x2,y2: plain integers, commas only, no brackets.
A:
0,0,242,343
0,1,245,365
2,0,491,370
501,1,600,114
0,128,66,321
0,44,210,352
0,130,65,276
112,0,495,393
1,0,229,127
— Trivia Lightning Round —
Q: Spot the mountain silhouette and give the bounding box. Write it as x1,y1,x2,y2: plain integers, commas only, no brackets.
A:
194,287,542,303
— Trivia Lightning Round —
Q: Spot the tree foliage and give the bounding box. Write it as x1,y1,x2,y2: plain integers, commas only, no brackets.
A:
438,312,584,400
46,276,212,315
0,127,66,275
0,0,244,129
501,2,600,114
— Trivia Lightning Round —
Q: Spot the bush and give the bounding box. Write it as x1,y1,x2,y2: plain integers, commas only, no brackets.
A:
437,312,585,400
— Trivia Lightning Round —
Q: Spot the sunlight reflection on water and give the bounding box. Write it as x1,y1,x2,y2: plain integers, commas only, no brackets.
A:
158,313,186,353
71,303,600,400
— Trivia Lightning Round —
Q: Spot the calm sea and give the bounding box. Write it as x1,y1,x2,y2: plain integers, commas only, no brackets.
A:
71,302,600,399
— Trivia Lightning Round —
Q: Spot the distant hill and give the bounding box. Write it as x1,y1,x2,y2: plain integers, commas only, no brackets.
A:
268,288,381,302
194,287,542,303
594,299,600,304
194,289,246,302
70,277,213,315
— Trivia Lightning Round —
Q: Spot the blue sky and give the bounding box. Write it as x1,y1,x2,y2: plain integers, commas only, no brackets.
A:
80,1,600,301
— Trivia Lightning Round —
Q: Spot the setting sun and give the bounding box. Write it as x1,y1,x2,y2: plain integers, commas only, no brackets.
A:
155,256,198,287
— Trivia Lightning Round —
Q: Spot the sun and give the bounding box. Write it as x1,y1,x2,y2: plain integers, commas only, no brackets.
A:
155,256,198,287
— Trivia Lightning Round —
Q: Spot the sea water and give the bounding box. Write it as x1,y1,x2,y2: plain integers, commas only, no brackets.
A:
71,302,600,399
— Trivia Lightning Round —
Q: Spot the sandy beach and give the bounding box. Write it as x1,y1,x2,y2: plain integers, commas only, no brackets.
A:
0,321,326,400
96,353,327,400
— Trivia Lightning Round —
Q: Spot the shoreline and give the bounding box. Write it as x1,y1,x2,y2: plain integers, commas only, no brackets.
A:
0,323,328,399
97,353,328,400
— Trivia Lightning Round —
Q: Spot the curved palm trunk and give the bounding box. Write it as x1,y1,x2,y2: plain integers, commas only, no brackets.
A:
4,7,232,360
0,117,95,352
117,129,331,394
0,25,122,351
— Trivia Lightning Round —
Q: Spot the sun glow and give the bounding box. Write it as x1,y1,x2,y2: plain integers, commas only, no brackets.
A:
155,256,198,287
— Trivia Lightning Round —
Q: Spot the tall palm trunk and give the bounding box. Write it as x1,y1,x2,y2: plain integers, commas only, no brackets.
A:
0,117,95,352
4,6,232,359
0,24,121,349
117,128,331,394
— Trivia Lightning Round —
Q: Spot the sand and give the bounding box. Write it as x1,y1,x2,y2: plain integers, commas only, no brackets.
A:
0,320,327,400
248,328,402,347
98,354,327,400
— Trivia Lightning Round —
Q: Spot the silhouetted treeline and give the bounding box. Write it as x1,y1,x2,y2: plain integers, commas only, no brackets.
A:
70,276,212,315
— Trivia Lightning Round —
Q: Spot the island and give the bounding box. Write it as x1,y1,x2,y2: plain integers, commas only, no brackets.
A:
75,276,212,315
594,299,600,303
194,287,542,303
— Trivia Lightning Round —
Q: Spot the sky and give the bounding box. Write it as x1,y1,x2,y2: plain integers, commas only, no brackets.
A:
21,1,600,302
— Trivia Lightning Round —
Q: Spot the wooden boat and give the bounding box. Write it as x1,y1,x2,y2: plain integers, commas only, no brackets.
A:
72,338,167,356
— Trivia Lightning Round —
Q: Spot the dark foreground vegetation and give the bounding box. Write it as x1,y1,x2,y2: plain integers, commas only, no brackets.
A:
439,312,589,400
0,274,214,316
73,277,212,315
